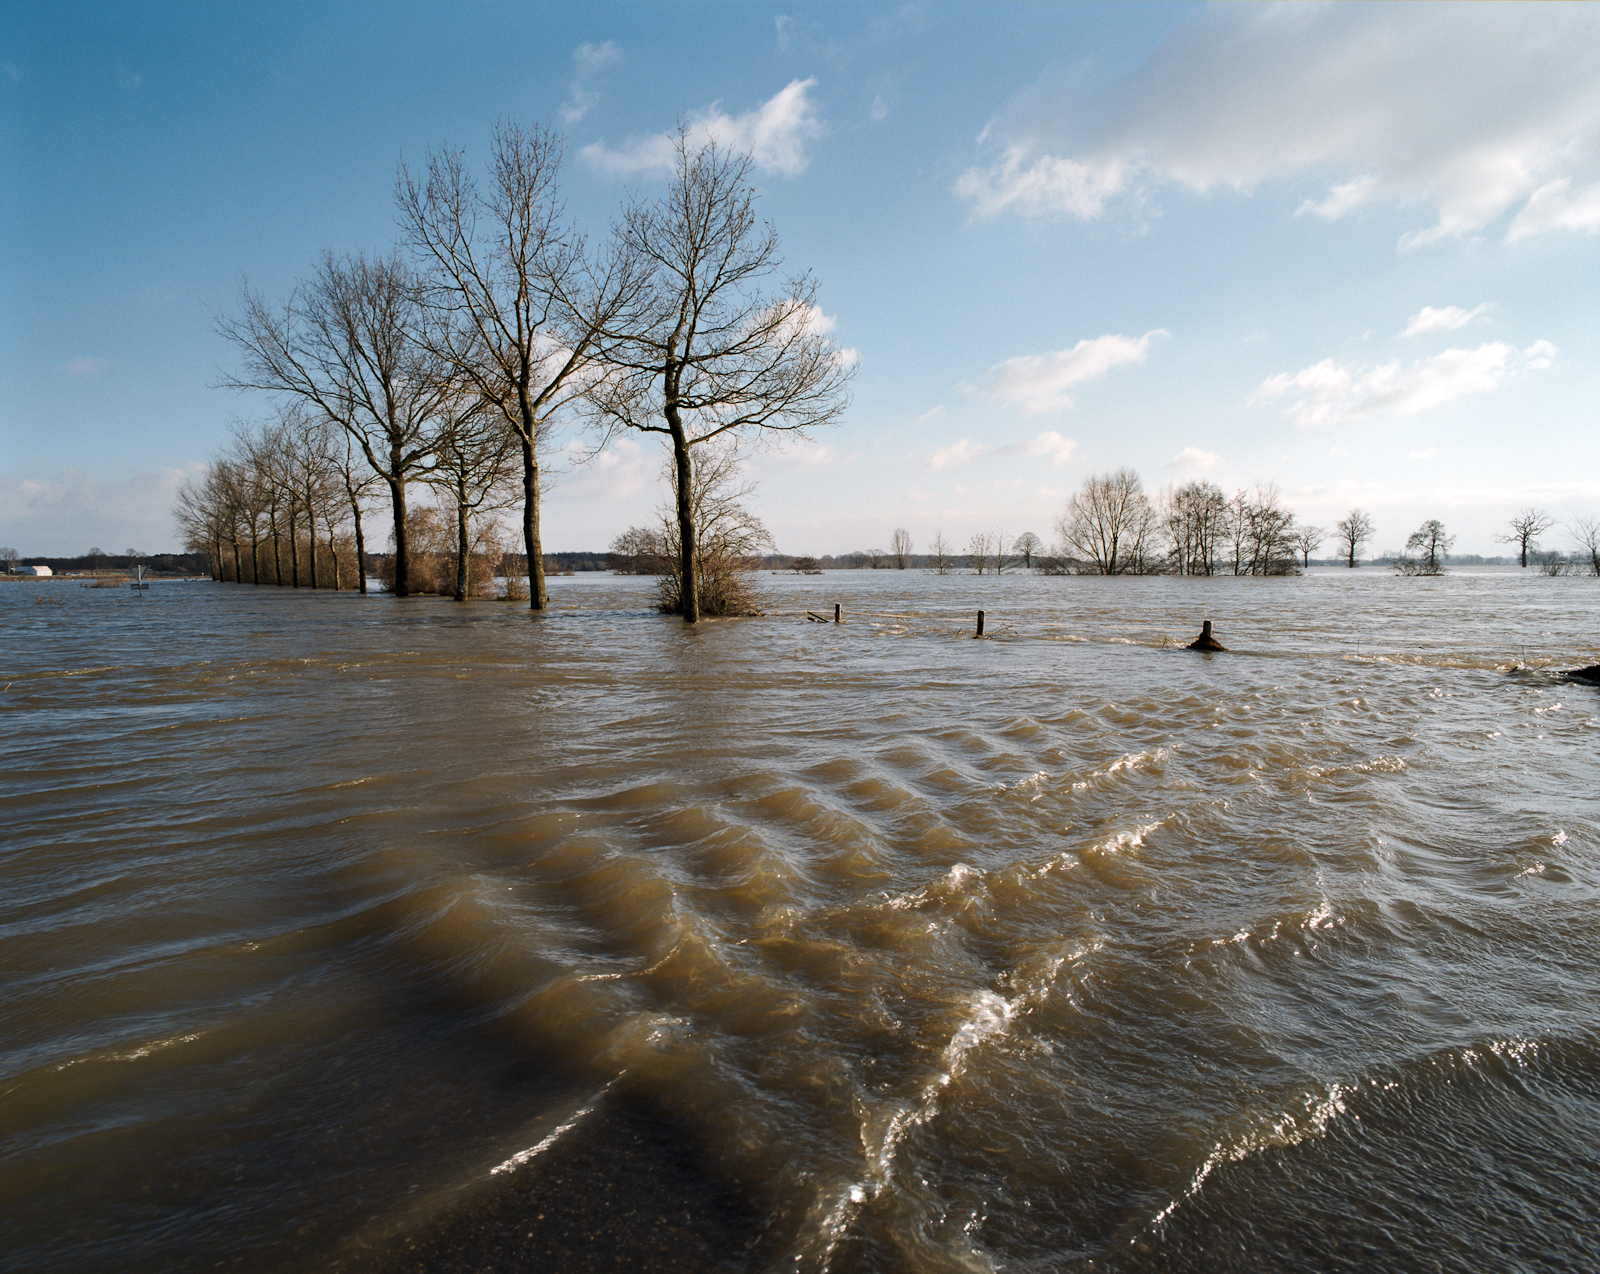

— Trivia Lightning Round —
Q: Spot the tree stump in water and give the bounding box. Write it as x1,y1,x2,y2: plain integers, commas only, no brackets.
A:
1561,663,1600,686
1188,620,1227,651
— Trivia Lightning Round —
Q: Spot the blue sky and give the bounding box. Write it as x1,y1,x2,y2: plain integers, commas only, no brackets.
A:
3,1,1596,558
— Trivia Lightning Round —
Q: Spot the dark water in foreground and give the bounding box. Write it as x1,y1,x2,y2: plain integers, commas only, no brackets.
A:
3,570,1598,1273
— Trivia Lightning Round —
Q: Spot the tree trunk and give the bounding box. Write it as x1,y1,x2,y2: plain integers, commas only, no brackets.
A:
520,436,547,610
306,501,318,589
352,498,368,594
667,408,698,624
287,500,301,587
387,475,409,597
454,497,469,601
268,502,283,584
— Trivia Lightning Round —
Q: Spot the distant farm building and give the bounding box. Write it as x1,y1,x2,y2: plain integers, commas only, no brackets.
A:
22,565,53,576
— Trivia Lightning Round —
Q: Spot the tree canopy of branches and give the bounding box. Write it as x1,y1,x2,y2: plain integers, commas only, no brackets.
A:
589,133,853,622
1400,519,1454,575
890,527,913,569
216,251,452,597
1293,524,1327,570
1160,481,1228,576
1013,532,1043,570
398,121,639,609
1056,468,1159,574
1336,509,1374,568
1496,507,1556,568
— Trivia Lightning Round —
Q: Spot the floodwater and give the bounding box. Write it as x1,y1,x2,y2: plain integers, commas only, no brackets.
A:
3,569,1598,1273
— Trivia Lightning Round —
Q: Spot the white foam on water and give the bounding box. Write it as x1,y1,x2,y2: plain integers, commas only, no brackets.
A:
488,1080,618,1177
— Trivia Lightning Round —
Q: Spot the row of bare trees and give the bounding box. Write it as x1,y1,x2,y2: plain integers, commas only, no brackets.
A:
175,409,376,590
196,120,852,621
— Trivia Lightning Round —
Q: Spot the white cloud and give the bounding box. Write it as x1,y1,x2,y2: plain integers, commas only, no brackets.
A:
1164,446,1219,473
927,438,986,470
980,330,1165,414
956,5,1600,245
869,94,890,123
1257,340,1557,428
581,78,823,178
560,41,621,124
58,356,109,377
1401,303,1493,338
1019,431,1078,465
913,405,945,425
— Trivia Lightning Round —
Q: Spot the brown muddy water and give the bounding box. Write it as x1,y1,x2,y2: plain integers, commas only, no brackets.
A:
3,570,1598,1273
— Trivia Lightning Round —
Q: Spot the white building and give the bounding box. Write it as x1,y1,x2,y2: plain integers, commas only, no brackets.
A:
23,564,53,576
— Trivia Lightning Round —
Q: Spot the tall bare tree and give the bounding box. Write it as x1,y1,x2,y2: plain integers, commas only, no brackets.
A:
1569,514,1600,577
967,531,993,575
1159,480,1227,575
398,122,640,610
889,527,913,569
590,134,854,621
1335,508,1374,568
216,251,449,596
929,531,953,575
1292,524,1327,570
1497,507,1555,568
1012,531,1042,570
1057,468,1155,574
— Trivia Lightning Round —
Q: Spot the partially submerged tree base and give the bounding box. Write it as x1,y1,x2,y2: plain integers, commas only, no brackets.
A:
1188,620,1227,651
1561,664,1600,687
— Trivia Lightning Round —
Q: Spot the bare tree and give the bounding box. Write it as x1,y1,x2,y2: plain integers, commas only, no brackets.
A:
1012,531,1042,570
1335,508,1374,568
398,122,640,610
423,397,521,599
1159,480,1228,575
1056,468,1154,574
589,134,853,621
1400,519,1454,575
1292,524,1327,570
1496,507,1556,568
216,251,451,597
993,530,1013,575
889,527,913,569
967,531,992,575
1568,514,1600,577
645,443,773,616
929,531,953,575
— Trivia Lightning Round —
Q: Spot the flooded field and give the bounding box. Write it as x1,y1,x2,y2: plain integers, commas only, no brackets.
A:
3,569,1598,1272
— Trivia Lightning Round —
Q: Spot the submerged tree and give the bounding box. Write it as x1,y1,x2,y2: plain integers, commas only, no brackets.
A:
1057,468,1158,574
589,133,853,622
216,251,450,597
1335,508,1374,568
616,444,773,616
1013,531,1043,570
889,527,913,569
1497,507,1555,568
1400,519,1454,575
398,121,640,610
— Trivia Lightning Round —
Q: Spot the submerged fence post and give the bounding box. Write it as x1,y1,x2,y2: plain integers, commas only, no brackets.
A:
976,610,985,638
835,603,842,624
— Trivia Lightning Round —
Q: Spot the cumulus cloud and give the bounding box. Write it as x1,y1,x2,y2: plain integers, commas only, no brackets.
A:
1257,340,1557,427
1019,430,1078,465
956,5,1600,246
980,330,1165,414
560,41,621,124
1401,303,1493,337
58,356,108,377
582,78,823,177
1164,446,1219,473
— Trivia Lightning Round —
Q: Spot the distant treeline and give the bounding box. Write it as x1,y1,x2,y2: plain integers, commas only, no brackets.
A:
8,552,209,576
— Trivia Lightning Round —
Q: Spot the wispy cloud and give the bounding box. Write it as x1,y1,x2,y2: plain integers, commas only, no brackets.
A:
1017,430,1078,465
57,356,109,377
979,330,1165,414
1401,303,1493,338
581,78,823,177
927,438,986,470
956,5,1600,246
1257,340,1557,427
560,41,621,124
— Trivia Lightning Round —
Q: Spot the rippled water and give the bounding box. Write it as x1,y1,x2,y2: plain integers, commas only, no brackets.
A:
3,570,1598,1273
